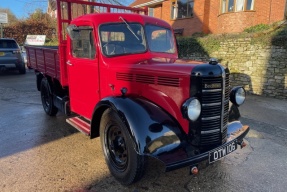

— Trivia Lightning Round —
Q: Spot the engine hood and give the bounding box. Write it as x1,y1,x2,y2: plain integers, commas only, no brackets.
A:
114,59,225,80
114,62,204,78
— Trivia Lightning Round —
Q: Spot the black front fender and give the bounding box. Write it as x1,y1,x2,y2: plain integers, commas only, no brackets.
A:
91,97,185,158
91,96,250,171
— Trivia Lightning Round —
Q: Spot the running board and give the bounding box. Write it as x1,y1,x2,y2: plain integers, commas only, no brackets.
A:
66,116,91,135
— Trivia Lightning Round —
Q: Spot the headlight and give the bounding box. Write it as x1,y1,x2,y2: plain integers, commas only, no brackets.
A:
230,86,246,106
182,98,201,121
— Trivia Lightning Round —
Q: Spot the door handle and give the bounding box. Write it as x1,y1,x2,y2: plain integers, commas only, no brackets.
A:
67,61,73,66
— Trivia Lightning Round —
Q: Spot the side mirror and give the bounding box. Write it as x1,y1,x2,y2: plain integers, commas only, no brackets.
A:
67,25,80,40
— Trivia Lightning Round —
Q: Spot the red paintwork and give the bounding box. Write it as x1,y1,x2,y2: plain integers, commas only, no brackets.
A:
26,47,60,79
26,0,206,134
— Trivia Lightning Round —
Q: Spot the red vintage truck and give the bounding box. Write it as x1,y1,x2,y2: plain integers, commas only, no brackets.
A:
26,0,249,185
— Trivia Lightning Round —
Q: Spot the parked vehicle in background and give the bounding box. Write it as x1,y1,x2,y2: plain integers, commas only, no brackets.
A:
0,38,26,74
21,46,28,66
25,0,250,185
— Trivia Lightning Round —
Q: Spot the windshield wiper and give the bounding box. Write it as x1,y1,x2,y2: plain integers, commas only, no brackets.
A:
119,16,140,41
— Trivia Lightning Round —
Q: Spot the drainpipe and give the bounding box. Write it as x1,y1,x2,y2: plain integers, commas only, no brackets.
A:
269,0,272,23
285,0,287,19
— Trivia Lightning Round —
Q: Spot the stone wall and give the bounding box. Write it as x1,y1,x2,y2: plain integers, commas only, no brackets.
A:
186,38,287,99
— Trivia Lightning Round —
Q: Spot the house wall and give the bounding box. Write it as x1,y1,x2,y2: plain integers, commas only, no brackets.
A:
153,4,162,19
216,0,286,33
203,0,220,34
269,0,286,23
148,0,286,35
161,0,205,36
217,11,257,33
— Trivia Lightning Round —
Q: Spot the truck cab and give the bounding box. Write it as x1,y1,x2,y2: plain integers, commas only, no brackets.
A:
66,13,178,120
26,0,249,185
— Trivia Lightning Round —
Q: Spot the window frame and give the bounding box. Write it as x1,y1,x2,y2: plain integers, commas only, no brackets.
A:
221,0,255,14
148,8,154,17
171,0,194,20
70,26,96,60
145,24,176,54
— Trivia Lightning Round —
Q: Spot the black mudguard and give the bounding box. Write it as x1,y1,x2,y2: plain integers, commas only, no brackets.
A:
91,97,187,161
91,96,248,170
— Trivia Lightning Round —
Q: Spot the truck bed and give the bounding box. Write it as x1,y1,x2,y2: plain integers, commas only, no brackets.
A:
26,45,68,86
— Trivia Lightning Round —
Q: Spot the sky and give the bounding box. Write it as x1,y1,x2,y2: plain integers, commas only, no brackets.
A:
0,0,47,19
0,0,135,19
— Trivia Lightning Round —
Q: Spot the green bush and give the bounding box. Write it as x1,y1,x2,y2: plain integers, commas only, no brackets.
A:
176,35,221,58
244,24,271,33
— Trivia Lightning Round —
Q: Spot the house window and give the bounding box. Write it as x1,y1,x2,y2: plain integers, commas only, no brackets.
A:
236,0,244,11
148,8,154,17
171,0,194,19
246,0,255,10
221,0,254,13
228,0,234,12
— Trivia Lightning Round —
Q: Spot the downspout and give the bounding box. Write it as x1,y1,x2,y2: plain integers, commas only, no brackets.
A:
285,0,287,19
269,0,272,23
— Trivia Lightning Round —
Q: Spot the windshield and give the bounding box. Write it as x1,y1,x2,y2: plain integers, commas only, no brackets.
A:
99,23,146,56
145,25,176,54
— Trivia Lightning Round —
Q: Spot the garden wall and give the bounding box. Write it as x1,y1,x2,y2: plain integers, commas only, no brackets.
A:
185,38,287,99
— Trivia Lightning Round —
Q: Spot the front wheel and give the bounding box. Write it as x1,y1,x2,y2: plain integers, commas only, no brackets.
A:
19,63,26,74
40,78,58,116
100,109,146,185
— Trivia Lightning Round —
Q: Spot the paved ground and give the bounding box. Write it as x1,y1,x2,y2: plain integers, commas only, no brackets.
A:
0,70,287,192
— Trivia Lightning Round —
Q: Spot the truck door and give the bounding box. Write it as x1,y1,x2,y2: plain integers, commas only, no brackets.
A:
67,26,99,119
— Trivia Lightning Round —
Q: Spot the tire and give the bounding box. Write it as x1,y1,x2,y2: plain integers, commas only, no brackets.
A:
40,78,58,116
100,109,146,185
19,64,26,74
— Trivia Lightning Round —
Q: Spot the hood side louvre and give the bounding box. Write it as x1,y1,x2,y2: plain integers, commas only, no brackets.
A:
116,72,133,82
158,76,179,87
116,72,180,87
136,74,155,84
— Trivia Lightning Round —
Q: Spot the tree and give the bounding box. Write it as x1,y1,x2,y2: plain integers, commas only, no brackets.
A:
3,8,56,45
27,8,56,28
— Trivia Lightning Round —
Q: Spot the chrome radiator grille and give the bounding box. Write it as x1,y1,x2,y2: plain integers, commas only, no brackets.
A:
200,73,230,146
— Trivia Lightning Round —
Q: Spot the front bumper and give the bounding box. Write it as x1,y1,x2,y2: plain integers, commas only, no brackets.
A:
164,124,249,172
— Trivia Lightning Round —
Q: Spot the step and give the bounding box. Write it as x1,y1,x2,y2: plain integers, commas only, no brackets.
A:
66,116,91,135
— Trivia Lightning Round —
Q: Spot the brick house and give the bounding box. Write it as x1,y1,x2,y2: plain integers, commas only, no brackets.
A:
130,0,287,36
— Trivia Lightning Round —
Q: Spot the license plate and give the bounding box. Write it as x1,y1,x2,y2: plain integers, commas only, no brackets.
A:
209,140,237,163
0,52,4,56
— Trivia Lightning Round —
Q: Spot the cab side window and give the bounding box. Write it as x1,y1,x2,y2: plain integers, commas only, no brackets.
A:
71,28,95,59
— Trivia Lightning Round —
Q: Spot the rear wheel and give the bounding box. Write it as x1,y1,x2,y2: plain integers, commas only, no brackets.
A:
40,78,58,116
100,109,146,185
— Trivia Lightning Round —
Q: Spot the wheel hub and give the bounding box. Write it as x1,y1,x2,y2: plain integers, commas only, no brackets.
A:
107,126,128,169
